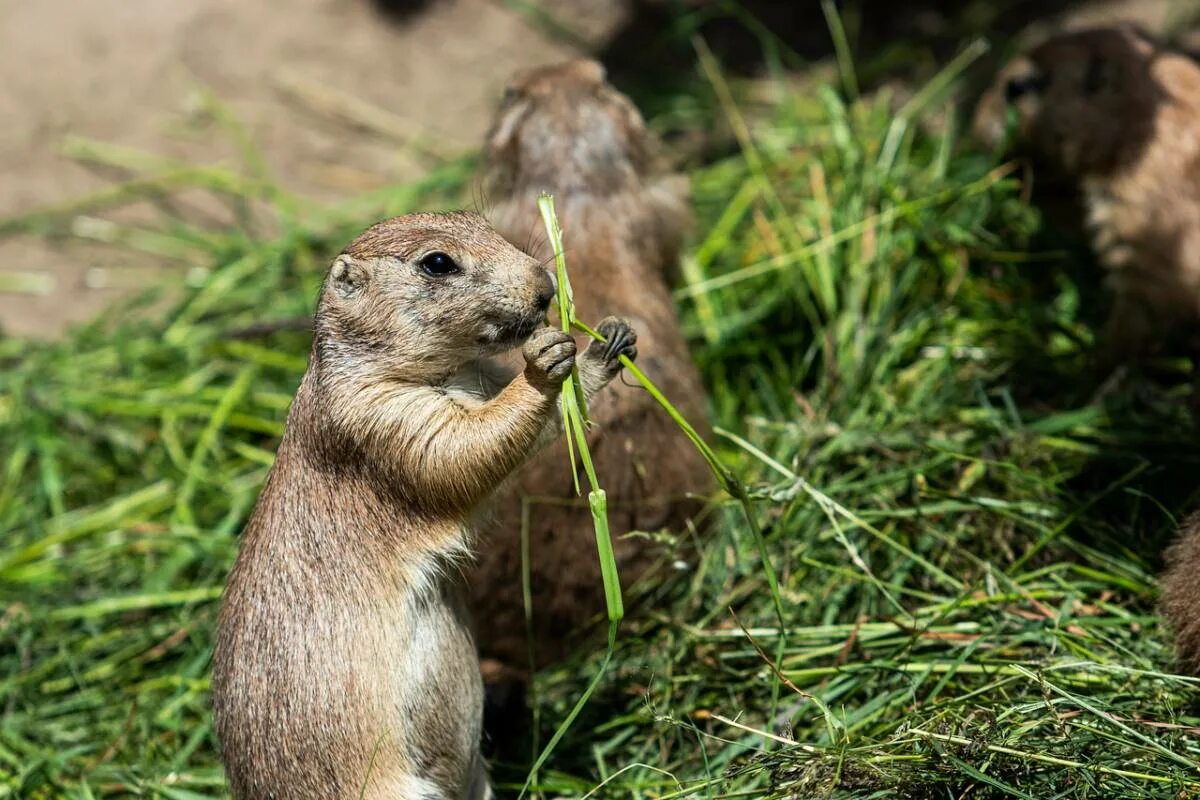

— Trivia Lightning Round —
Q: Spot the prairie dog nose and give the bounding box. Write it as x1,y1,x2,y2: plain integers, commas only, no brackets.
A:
535,269,555,310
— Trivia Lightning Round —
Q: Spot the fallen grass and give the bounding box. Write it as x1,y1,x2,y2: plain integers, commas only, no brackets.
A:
4,40,1200,800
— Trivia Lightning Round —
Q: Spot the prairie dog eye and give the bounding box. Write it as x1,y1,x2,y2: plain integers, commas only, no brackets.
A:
419,252,460,276
1005,74,1046,102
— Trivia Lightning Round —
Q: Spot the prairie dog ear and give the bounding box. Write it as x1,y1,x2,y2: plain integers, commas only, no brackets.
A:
571,58,606,84
330,255,370,298
487,96,529,154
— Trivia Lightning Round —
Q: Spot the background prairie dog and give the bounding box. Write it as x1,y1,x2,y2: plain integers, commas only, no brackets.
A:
211,211,635,800
973,26,1200,360
1161,514,1200,673
475,59,713,673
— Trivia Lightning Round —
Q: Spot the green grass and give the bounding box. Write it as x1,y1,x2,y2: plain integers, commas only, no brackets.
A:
4,38,1200,800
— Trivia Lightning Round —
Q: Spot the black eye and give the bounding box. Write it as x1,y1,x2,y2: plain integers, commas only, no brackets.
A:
419,252,459,276
1005,74,1046,102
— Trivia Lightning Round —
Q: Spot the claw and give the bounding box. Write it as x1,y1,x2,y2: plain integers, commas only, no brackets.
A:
595,317,635,363
603,328,629,362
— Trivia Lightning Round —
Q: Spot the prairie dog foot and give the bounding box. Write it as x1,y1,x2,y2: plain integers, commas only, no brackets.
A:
579,316,638,395
523,327,577,390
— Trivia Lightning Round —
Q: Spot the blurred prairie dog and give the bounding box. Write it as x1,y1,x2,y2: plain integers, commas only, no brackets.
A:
1162,513,1200,673
974,26,1200,359
211,211,636,800
475,59,712,672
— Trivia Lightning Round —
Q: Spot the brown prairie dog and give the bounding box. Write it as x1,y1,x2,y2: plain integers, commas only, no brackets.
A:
474,59,713,672
973,26,1200,360
211,211,636,800
1161,513,1200,673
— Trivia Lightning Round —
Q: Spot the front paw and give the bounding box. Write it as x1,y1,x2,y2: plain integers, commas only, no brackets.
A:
582,316,638,380
523,327,577,391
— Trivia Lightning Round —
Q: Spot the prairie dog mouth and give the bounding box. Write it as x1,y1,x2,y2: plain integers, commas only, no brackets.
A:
479,312,546,347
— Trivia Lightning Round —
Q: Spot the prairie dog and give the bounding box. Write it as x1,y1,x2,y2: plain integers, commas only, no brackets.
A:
1162,513,1200,673
974,26,1200,359
211,211,636,800
475,59,712,672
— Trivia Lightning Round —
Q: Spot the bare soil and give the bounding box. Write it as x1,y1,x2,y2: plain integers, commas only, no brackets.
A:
0,0,1188,338
0,0,625,337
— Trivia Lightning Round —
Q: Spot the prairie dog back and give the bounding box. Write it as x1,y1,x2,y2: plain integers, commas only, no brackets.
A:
474,60,712,672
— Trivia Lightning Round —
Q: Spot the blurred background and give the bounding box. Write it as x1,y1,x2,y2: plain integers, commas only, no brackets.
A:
3,0,1196,338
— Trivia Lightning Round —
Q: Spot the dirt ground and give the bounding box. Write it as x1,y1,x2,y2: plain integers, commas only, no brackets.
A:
0,0,629,338
0,0,1188,338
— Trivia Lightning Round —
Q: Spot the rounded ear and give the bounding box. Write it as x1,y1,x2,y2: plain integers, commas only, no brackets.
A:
330,255,370,298
573,58,606,84
486,96,529,154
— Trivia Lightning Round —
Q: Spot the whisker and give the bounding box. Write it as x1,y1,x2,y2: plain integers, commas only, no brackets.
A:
469,176,489,218
523,214,543,256
477,178,493,218
536,247,575,273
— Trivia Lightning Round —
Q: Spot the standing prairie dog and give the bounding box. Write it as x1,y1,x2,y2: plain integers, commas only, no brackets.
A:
211,211,636,800
474,59,712,673
973,26,1200,360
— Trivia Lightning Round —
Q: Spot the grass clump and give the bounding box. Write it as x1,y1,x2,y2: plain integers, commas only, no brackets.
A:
511,48,1200,799
3,43,1200,800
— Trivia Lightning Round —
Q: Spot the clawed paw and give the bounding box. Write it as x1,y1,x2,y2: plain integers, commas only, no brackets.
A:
523,327,577,388
584,317,638,376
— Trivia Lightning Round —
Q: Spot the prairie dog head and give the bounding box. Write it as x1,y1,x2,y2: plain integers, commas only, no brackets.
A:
482,58,661,197
973,27,1162,177
315,211,554,379
480,59,691,274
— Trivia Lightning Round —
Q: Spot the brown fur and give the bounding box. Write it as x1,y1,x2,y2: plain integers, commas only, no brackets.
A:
211,211,636,799
473,59,713,672
1161,513,1200,673
974,27,1200,359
